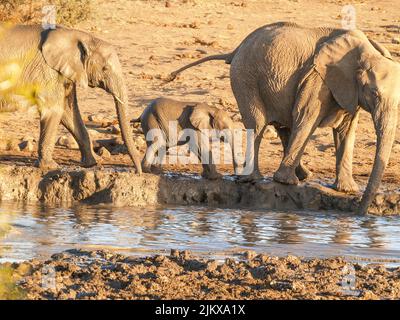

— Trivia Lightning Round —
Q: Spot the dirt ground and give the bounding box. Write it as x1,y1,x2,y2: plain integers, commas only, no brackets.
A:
4,249,398,300
1,0,400,190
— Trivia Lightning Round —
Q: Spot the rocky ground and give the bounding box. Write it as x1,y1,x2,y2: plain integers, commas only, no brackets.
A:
2,249,398,300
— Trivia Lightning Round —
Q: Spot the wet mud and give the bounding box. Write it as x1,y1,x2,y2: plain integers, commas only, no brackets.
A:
6,249,400,300
0,165,399,215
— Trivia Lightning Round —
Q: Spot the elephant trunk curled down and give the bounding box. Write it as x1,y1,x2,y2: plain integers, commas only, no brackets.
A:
168,22,400,214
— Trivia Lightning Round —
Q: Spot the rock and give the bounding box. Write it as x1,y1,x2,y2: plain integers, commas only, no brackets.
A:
243,250,257,261
227,24,234,30
107,125,121,135
111,144,127,155
170,249,180,258
97,147,111,159
392,37,400,44
19,140,34,152
16,262,33,276
87,115,99,122
57,136,79,150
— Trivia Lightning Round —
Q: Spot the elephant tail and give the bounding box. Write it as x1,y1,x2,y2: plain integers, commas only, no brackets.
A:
165,51,236,83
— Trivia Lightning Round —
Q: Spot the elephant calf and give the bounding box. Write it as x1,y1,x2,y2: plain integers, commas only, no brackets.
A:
131,98,239,179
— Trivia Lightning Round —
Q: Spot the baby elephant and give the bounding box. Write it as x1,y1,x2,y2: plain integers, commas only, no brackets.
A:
131,98,240,179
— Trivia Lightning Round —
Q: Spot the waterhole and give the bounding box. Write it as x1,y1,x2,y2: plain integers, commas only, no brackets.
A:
1,201,400,265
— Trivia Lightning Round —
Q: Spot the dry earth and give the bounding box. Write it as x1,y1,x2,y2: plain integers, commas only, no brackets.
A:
6,249,400,300
1,0,400,192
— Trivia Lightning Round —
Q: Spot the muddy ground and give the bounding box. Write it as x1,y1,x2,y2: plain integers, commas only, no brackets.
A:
2,249,398,300
1,0,400,191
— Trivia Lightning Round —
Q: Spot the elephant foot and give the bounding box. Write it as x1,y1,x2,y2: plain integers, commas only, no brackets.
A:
34,159,59,171
273,166,299,185
238,172,263,183
295,164,313,181
81,155,98,168
333,178,360,194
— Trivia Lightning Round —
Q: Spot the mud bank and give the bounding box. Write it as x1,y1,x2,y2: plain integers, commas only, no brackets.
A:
5,249,400,300
0,164,399,215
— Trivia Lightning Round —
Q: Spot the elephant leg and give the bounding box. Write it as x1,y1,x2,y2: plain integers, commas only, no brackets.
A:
233,92,267,182
332,111,360,193
35,107,63,170
190,133,222,180
275,126,312,181
273,88,322,185
61,89,97,168
143,138,167,174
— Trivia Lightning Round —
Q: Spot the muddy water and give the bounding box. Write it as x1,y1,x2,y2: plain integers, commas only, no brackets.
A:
1,201,400,265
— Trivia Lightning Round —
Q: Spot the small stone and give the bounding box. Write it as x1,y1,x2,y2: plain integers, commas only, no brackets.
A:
360,290,379,300
227,24,234,30
181,250,191,260
165,0,171,8
87,115,99,122
57,136,79,150
170,249,180,258
97,147,111,159
19,140,34,152
243,250,257,261
16,262,33,276
392,37,400,44
108,125,121,134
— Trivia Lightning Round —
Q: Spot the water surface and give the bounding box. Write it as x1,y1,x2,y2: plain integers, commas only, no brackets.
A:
1,202,400,265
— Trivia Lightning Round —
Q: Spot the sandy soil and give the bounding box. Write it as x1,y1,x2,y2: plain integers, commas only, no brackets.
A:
1,0,400,191
5,249,399,300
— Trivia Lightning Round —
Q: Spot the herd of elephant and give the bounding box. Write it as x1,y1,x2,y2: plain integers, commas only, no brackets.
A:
0,22,399,214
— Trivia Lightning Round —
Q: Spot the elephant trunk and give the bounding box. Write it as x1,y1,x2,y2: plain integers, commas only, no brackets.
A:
358,102,397,214
110,80,143,174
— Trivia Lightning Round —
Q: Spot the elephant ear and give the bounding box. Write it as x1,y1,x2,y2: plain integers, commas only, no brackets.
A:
41,28,89,88
190,105,212,130
313,32,367,113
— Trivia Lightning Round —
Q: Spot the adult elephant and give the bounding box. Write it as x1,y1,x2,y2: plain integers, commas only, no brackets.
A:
168,22,400,214
0,24,142,173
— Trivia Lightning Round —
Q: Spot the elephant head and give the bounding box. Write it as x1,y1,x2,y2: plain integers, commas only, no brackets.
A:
40,27,142,173
190,105,240,174
314,30,400,214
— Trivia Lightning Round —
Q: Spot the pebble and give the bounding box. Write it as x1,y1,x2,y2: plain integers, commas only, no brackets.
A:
392,37,400,44
97,147,111,159
57,136,79,150
19,140,34,152
107,125,121,134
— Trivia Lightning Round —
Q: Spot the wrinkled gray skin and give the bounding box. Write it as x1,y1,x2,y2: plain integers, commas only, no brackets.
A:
0,24,142,173
132,97,239,179
168,22,400,214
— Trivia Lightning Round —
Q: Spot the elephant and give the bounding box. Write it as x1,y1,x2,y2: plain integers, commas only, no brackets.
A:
131,97,239,179
167,22,400,214
0,24,142,173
